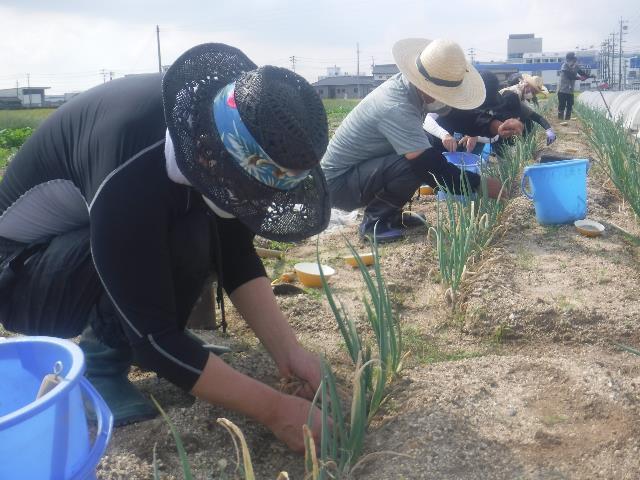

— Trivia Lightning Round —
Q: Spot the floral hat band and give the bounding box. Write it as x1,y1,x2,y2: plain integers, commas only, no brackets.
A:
212,82,310,191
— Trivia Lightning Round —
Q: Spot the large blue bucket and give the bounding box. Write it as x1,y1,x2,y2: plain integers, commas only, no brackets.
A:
437,152,483,201
0,337,113,480
521,159,589,224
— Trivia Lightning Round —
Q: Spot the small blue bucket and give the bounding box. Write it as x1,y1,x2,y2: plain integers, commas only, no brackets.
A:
480,142,492,161
521,159,589,224
0,336,113,480
437,152,482,201
442,151,482,174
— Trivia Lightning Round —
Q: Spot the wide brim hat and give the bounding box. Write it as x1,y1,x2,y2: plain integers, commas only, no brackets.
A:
162,43,330,242
393,38,485,110
522,73,549,96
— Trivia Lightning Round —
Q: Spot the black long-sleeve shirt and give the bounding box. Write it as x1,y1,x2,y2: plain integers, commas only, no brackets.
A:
0,74,266,390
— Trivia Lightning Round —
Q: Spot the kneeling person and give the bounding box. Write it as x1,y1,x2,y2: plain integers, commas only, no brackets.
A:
321,38,522,243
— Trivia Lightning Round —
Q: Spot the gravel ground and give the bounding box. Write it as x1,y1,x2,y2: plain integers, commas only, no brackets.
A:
4,109,636,480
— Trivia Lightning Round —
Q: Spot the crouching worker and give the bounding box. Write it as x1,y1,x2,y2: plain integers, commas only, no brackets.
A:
500,74,556,143
0,43,330,452
321,38,523,243
423,71,525,155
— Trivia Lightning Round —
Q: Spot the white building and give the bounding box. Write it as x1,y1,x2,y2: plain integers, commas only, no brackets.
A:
371,64,399,83
507,34,542,61
0,86,50,107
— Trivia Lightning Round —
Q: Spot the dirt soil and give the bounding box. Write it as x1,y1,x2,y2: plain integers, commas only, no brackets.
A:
94,113,640,479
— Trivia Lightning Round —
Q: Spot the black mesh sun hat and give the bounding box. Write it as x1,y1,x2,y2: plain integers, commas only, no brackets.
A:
162,43,330,242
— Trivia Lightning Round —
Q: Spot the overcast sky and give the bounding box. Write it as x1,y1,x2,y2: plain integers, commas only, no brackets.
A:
1,0,639,94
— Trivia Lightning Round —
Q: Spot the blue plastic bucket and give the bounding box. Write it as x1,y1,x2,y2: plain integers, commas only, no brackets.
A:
437,152,482,202
442,151,482,174
521,159,589,224
0,337,113,480
480,142,492,161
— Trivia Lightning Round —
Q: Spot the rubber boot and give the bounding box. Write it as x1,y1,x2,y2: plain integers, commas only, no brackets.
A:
558,111,564,120
79,326,157,427
359,214,403,243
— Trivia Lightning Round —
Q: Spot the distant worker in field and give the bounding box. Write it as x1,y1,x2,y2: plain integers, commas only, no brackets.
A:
0,43,329,453
502,73,548,106
488,73,556,144
506,72,549,107
321,38,523,243
558,51,594,120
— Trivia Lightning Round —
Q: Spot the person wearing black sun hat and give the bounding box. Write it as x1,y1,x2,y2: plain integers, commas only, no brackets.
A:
0,43,328,452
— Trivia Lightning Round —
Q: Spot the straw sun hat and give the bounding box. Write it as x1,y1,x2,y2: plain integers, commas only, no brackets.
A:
521,73,549,96
392,38,485,109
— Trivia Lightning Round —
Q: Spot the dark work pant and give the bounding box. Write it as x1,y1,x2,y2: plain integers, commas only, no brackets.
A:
558,92,574,120
0,210,213,347
327,153,421,223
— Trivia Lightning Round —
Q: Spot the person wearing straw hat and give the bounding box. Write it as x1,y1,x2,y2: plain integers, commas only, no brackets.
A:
503,73,548,107
0,43,328,452
322,38,523,243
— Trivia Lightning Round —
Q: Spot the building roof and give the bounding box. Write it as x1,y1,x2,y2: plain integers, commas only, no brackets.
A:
372,64,399,75
313,76,376,87
0,87,50,95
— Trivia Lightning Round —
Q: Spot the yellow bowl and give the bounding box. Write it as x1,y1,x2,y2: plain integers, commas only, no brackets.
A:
418,185,435,195
574,219,605,238
294,262,336,288
343,252,375,267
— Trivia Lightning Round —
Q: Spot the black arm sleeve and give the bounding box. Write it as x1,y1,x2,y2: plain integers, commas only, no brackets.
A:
409,148,481,193
216,217,267,295
520,102,551,130
529,110,550,130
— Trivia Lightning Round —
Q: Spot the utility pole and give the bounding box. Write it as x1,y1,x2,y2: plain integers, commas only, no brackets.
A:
16,80,19,98
609,33,616,88
467,47,476,64
356,42,360,98
619,18,627,90
26,73,31,108
604,41,609,82
156,25,162,73
289,55,296,72
599,42,604,81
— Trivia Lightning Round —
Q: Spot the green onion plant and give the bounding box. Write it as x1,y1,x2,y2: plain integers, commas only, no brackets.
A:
576,103,640,220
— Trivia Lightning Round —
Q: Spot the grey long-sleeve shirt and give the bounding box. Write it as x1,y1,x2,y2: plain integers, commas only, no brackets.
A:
558,62,589,94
